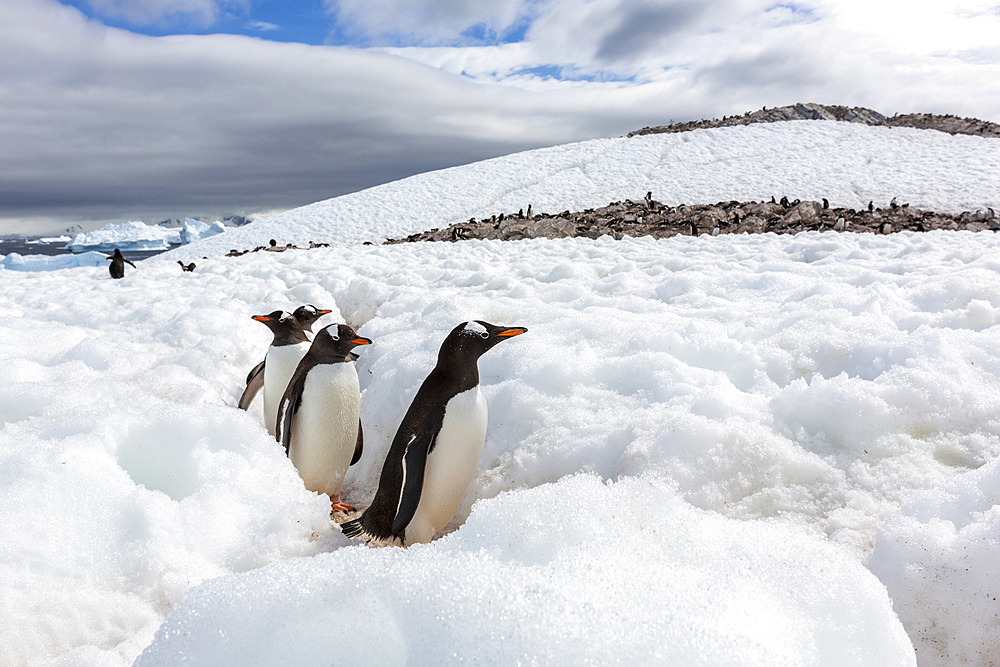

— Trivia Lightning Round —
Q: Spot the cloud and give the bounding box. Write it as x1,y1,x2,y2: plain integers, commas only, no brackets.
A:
0,0,657,234
325,0,533,46
594,1,711,63
2,0,999,235
247,19,279,32
79,0,250,27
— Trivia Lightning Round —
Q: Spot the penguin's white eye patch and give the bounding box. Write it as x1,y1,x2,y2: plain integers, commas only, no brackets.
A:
463,321,488,335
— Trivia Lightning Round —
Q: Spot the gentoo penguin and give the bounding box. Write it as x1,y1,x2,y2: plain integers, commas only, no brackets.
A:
107,249,135,279
238,305,332,412
275,323,371,513
177,261,195,272
245,310,311,436
341,320,527,546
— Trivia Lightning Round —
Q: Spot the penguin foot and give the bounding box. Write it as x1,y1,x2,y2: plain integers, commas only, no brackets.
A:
330,498,355,514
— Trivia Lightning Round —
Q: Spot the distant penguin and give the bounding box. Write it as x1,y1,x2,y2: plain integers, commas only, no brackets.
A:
341,320,527,546
239,305,332,412
834,217,847,232
878,221,893,234
276,323,371,513
107,249,135,279
245,310,311,436
177,261,195,272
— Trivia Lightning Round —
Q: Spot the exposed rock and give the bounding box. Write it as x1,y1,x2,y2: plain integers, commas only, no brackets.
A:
384,197,997,245
628,103,1000,139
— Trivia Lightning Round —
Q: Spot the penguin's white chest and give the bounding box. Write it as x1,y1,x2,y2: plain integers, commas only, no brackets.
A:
262,342,310,436
406,385,488,544
288,363,360,497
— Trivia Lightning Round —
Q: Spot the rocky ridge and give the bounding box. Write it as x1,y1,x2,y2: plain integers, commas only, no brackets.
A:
627,102,1000,138
385,195,997,245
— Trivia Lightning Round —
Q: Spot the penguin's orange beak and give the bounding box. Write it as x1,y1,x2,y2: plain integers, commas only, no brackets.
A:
252,315,271,322
317,309,332,316
497,326,527,337
351,337,372,345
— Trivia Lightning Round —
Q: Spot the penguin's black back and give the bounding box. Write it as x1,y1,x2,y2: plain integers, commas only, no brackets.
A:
343,321,514,542
109,249,125,279
345,363,471,541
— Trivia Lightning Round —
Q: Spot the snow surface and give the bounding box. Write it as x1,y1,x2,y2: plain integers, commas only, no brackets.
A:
3,121,1000,666
172,120,1000,260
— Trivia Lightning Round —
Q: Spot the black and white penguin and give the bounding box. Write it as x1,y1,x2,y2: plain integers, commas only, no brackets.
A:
275,323,371,513
341,320,527,546
244,310,311,436
107,249,136,279
292,304,333,334
238,305,332,412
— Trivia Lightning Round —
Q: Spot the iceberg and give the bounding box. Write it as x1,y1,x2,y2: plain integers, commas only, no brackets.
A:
1,250,109,271
66,220,180,252
179,218,226,245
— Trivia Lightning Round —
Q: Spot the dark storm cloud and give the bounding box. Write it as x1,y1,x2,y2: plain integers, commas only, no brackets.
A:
0,0,634,234
595,1,709,62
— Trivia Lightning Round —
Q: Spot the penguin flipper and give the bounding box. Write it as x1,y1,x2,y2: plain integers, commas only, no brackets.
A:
276,375,306,454
245,359,265,386
390,432,433,536
351,420,363,466
125,259,137,268
237,370,264,411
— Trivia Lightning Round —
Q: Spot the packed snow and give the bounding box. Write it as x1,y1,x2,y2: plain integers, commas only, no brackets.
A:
2,121,1000,666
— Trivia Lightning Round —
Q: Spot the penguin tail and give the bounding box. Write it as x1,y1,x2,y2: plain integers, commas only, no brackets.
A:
340,516,365,539
339,515,402,547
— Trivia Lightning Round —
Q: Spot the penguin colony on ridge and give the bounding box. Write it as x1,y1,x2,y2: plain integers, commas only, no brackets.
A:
341,320,527,546
275,323,371,513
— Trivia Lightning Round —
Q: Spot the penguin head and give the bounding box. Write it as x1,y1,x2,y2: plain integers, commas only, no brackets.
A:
292,304,333,332
310,323,372,362
252,310,309,345
438,320,528,364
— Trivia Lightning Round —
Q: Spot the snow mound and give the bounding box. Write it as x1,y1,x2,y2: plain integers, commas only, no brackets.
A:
137,475,914,667
868,456,1000,667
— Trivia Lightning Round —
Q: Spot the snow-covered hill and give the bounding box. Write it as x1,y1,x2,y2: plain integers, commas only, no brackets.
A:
167,120,1000,261
3,121,1000,666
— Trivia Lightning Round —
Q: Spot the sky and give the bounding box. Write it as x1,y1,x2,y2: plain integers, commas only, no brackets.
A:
2,0,999,235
